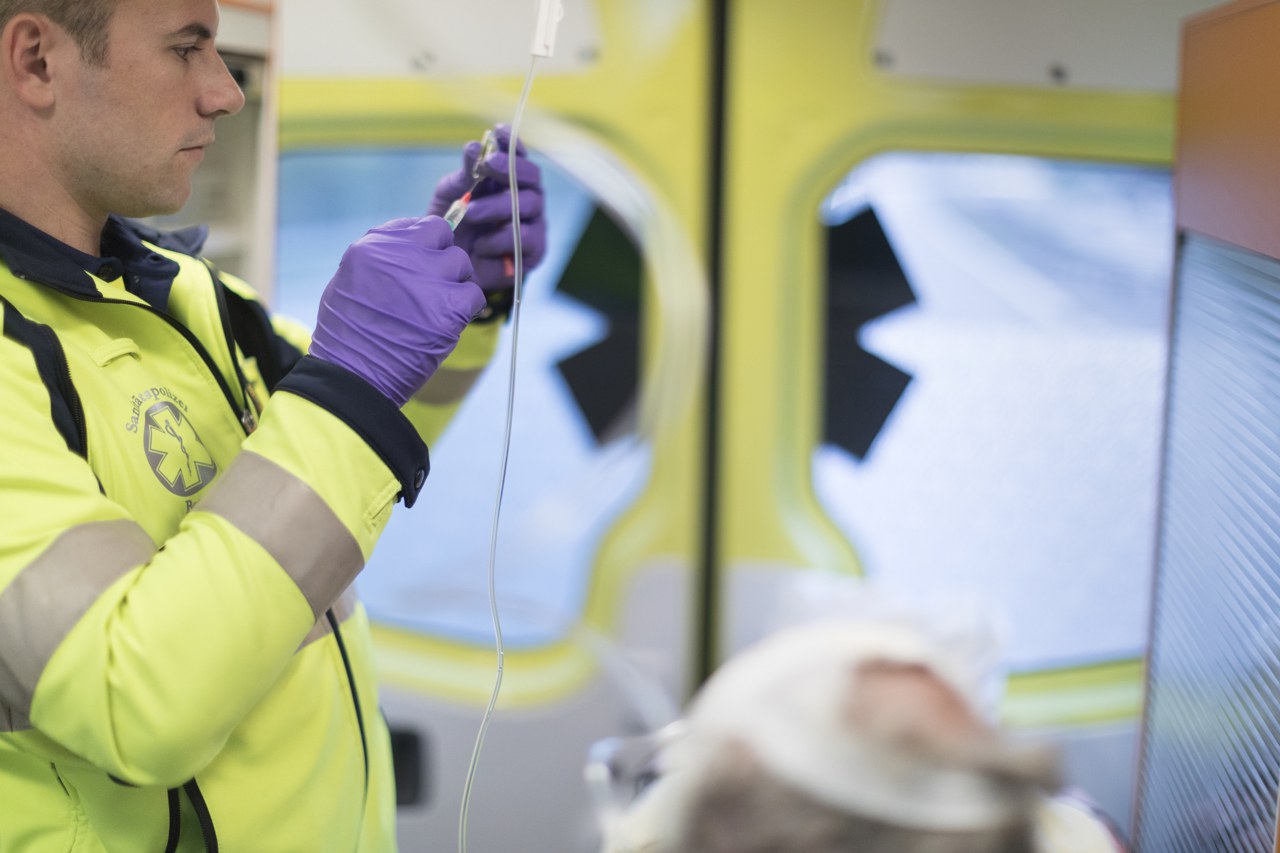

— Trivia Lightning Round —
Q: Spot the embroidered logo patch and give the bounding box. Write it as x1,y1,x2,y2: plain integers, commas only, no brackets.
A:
143,401,218,496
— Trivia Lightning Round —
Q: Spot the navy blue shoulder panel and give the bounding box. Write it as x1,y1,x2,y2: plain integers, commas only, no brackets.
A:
1,297,87,458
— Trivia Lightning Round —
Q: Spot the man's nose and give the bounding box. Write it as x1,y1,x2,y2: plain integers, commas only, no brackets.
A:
198,53,247,119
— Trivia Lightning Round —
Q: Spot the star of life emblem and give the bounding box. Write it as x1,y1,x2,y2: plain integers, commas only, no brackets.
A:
143,401,218,496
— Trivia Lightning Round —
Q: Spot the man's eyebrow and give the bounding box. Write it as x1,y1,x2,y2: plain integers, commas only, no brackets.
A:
166,23,214,40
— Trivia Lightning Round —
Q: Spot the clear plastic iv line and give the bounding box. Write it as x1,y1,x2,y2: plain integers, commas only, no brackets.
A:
457,53,541,853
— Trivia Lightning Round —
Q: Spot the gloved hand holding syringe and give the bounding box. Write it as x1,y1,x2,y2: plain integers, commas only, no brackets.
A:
429,124,546,319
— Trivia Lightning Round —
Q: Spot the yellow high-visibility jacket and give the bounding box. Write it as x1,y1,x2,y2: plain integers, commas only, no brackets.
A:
0,210,496,852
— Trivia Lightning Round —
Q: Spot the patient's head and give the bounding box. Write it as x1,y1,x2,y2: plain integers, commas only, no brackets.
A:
606,621,1059,853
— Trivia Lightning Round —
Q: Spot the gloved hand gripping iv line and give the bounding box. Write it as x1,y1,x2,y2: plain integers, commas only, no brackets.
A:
456,2,565,852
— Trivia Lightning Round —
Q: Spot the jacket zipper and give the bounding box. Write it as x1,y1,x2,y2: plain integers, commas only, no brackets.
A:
56,291,252,438
202,261,260,433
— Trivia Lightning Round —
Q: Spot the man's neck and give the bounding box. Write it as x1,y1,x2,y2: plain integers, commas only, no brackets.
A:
6,198,105,256
0,158,104,255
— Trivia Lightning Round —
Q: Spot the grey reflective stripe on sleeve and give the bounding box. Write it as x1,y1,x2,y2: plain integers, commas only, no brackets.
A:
298,585,359,651
0,520,154,727
196,451,364,620
412,367,484,405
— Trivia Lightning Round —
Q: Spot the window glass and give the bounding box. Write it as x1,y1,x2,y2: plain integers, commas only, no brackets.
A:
815,153,1173,670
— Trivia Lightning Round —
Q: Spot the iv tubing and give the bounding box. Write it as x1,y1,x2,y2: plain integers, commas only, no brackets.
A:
458,54,542,853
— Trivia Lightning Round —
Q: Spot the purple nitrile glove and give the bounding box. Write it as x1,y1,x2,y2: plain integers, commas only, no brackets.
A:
427,124,547,294
309,216,487,408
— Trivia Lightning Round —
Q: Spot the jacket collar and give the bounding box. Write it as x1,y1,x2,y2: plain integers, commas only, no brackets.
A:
0,206,208,304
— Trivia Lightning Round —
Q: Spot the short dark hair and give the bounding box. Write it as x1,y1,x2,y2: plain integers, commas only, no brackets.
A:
0,0,114,65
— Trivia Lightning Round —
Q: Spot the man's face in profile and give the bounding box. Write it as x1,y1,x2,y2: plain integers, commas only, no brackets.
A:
47,0,244,220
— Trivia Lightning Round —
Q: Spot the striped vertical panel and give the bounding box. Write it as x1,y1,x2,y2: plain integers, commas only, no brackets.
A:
1136,233,1280,851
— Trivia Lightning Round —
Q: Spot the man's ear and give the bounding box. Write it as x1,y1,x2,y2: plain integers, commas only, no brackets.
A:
3,14,59,110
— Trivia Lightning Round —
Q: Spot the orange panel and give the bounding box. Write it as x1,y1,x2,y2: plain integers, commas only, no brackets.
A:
1177,0,1280,257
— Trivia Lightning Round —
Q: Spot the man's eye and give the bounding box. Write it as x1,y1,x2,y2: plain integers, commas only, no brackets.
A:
173,45,202,60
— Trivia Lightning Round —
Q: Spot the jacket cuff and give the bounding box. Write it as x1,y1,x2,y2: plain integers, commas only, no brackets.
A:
275,356,430,507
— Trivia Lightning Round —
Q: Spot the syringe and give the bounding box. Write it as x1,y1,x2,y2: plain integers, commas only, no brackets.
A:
442,129,498,230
